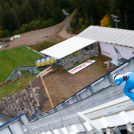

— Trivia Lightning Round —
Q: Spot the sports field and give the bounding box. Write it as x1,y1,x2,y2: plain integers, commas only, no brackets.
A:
0,46,43,82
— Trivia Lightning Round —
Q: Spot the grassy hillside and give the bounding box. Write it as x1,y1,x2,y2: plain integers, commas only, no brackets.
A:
0,46,43,82
0,76,35,100
30,39,65,51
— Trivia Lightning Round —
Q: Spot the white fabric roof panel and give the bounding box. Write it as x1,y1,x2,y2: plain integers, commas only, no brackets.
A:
77,25,134,48
41,36,96,59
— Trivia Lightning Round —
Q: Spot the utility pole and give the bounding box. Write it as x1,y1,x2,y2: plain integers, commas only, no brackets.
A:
62,9,72,37
111,14,120,28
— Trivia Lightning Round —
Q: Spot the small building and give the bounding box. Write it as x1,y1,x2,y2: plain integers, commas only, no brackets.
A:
77,25,134,67
41,26,134,70
41,36,98,69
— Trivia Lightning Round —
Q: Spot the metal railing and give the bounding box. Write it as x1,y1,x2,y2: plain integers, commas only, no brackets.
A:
32,57,134,121
5,66,37,82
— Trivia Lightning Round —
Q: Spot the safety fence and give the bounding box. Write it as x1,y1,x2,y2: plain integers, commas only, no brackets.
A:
32,102,134,134
5,66,38,82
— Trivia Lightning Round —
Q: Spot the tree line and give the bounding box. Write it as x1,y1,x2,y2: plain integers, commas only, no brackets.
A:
0,0,134,37
70,0,134,33
0,0,72,37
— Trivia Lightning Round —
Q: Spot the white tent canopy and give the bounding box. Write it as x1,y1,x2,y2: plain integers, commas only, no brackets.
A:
40,36,96,59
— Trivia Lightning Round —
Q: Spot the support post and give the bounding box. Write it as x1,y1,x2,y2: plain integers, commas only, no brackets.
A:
100,117,115,134
40,75,54,108
119,111,134,134
21,114,33,134
77,112,103,134
39,66,54,108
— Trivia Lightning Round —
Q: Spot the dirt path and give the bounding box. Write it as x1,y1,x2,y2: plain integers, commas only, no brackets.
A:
2,21,65,50
58,10,76,38
0,11,76,50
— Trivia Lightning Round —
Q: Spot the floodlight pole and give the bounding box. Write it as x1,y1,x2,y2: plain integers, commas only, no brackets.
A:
62,9,72,37
111,14,120,28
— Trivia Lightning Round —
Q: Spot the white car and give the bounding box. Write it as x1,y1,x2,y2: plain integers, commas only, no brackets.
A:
14,35,21,39
10,37,14,40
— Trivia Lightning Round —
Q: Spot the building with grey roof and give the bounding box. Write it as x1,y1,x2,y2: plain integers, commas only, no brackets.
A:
78,26,134,66
77,25,134,48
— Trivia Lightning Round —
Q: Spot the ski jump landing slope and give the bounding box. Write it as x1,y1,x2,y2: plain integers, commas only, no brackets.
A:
30,57,134,134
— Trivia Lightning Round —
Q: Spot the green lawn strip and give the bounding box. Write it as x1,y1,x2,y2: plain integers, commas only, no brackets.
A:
0,76,35,100
30,39,65,51
0,46,43,82
0,59,13,82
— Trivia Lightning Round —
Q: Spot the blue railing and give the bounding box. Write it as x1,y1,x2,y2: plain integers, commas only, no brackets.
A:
0,113,25,128
0,113,12,120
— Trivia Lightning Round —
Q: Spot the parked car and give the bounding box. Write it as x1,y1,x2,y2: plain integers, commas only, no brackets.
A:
14,35,20,39
4,38,10,42
5,44,9,48
10,37,14,41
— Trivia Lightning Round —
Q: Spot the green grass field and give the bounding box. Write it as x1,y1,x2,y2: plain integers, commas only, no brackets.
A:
0,46,43,82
